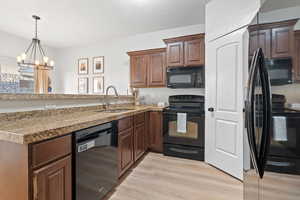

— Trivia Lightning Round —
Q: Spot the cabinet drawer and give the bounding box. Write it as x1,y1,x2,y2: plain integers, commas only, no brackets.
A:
134,113,145,125
31,135,72,168
118,117,133,132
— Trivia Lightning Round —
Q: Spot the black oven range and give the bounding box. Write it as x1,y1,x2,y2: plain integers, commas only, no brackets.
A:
163,95,205,161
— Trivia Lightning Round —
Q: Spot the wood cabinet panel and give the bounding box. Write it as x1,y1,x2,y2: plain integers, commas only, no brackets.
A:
149,111,163,153
118,129,134,176
184,38,205,66
166,42,184,67
128,48,166,88
164,34,205,67
31,135,71,169
147,52,166,87
130,55,148,87
294,31,300,81
134,123,145,161
272,26,294,58
249,29,271,58
134,113,145,126
144,112,150,151
33,156,72,200
118,117,133,132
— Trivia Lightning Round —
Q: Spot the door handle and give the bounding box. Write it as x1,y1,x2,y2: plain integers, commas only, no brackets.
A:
208,107,214,112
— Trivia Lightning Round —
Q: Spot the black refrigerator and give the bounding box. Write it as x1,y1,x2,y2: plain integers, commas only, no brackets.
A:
244,46,300,200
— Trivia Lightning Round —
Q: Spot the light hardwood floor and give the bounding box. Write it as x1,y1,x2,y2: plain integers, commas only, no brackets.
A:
110,153,243,200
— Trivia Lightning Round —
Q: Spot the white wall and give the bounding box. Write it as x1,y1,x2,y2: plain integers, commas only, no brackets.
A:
259,6,300,29
54,24,205,103
205,0,261,42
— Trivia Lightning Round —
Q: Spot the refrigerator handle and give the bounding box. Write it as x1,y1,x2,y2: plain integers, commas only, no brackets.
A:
257,48,272,179
245,48,260,174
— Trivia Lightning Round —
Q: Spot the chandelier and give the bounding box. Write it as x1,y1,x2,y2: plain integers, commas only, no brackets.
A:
17,15,54,69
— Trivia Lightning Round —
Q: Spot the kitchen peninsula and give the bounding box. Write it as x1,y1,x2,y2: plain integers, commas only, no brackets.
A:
0,93,164,200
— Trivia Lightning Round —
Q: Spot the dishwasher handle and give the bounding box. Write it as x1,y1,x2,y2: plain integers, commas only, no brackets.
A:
76,130,111,143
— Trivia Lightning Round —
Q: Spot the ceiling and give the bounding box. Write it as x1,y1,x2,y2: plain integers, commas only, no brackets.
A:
0,0,206,48
260,0,300,12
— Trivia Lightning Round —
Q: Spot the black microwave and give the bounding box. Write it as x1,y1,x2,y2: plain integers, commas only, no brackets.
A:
265,58,293,85
166,66,205,88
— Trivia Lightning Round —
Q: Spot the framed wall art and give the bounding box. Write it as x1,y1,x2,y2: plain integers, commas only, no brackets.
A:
93,56,104,74
78,77,88,94
92,76,104,94
78,58,89,75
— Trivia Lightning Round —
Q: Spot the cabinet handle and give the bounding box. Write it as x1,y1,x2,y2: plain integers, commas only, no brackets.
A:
33,175,38,200
208,107,214,112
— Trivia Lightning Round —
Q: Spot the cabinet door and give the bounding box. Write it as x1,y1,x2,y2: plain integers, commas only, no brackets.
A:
118,129,134,176
272,26,294,58
184,38,205,66
33,156,72,200
134,123,145,161
294,31,300,81
166,42,184,67
147,52,166,87
249,29,271,58
149,111,163,153
130,55,147,87
144,112,150,151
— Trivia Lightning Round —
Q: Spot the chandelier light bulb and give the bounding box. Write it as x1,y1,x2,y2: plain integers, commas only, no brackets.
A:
21,53,26,60
50,60,55,67
43,56,49,63
17,56,22,63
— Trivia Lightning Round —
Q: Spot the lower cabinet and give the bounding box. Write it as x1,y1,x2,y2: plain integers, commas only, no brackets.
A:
33,156,72,200
118,128,134,176
149,111,163,153
134,122,145,162
118,113,147,177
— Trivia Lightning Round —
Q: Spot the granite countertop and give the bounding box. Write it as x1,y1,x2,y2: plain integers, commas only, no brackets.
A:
0,105,164,145
0,93,134,100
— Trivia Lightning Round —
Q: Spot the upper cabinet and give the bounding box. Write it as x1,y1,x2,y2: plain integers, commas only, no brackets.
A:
271,26,294,58
130,55,148,87
248,19,298,59
165,42,184,67
249,29,271,58
163,34,205,67
128,48,166,88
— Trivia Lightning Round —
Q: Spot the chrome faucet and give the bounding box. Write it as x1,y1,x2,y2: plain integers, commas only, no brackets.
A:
106,85,119,96
104,85,119,110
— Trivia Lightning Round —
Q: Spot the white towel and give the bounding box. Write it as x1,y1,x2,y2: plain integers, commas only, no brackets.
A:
177,113,187,133
273,116,287,141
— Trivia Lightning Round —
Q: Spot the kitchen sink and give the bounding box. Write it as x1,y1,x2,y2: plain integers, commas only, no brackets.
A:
96,109,135,113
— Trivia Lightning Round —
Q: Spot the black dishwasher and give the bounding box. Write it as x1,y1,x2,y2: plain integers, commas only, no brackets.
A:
73,121,118,200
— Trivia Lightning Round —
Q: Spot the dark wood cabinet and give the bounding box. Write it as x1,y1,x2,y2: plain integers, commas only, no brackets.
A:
147,52,166,87
130,55,148,88
294,31,300,81
249,29,271,58
185,39,205,66
118,128,134,176
271,26,294,58
149,111,163,153
164,34,205,67
128,48,166,88
248,19,297,59
134,123,145,161
166,42,184,67
33,156,72,200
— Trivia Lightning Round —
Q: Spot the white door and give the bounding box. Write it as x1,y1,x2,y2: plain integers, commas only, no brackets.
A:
205,28,248,180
